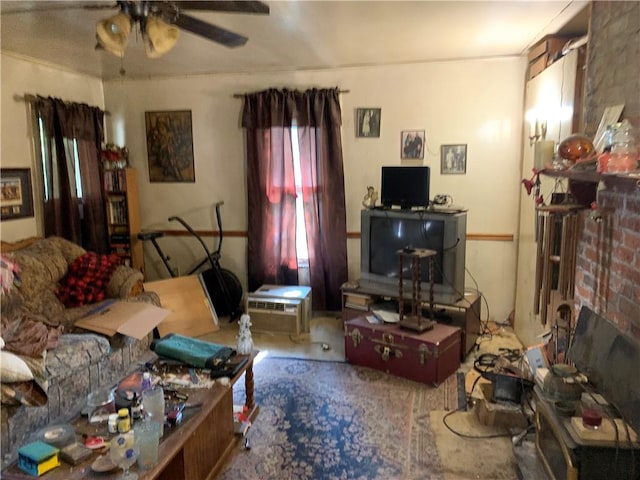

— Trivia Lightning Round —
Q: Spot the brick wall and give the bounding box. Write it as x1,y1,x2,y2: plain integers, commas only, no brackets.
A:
575,182,640,339
574,1,640,339
575,2,640,338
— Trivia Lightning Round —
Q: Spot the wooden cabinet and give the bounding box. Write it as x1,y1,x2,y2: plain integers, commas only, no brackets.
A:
342,283,481,359
103,167,143,271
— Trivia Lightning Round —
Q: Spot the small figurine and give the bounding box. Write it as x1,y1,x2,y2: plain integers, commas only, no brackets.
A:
236,314,254,355
362,186,378,209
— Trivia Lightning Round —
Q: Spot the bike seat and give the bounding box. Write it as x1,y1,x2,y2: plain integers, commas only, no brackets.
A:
138,231,165,241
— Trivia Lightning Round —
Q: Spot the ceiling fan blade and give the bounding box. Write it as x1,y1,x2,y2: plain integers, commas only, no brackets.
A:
0,2,116,14
170,1,269,15
173,13,248,47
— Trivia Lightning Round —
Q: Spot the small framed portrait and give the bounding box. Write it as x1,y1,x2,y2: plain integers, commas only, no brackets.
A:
0,168,34,220
401,130,425,160
441,144,467,174
355,108,381,138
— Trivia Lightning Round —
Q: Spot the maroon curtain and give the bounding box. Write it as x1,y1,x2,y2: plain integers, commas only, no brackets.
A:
35,97,107,253
242,88,348,310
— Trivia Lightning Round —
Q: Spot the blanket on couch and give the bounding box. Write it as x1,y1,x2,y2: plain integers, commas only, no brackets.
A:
0,309,63,407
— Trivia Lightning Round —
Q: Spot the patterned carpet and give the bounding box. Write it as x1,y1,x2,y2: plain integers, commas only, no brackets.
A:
219,356,457,480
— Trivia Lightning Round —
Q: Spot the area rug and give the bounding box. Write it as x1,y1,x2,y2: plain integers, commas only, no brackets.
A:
218,356,457,480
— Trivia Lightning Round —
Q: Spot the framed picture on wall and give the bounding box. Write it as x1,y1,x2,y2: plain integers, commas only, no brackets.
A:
401,130,425,160
145,110,195,182
355,108,381,137
0,168,34,220
441,144,467,174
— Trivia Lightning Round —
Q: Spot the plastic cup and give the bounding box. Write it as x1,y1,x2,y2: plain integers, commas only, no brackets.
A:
136,420,160,470
142,386,165,437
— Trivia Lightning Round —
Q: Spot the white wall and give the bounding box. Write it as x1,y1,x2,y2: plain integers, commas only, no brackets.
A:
1,53,104,242
103,56,528,322
0,52,528,322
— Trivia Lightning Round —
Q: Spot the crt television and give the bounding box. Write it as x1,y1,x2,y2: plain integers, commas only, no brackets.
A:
381,166,430,209
360,209,466,304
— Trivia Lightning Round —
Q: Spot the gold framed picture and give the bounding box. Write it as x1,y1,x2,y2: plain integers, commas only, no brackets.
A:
0,168,34,220
145,110,195,182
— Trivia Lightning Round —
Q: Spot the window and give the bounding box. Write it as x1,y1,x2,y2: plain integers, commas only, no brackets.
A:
291,125,309,265
37,116,84,213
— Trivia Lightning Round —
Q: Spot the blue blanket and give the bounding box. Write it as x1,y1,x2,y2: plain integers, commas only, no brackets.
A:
151,334,235,369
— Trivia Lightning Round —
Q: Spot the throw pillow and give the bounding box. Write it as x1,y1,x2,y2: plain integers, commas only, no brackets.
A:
0,350,34,383
56,252,122,308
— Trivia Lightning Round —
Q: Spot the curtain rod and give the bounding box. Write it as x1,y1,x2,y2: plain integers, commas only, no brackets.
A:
16,93,110,116
233,89,350,98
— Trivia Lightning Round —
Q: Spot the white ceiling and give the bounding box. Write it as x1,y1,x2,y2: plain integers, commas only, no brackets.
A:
1,1,590,80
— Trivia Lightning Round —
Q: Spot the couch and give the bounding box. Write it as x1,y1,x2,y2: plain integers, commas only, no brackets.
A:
0,236,161,465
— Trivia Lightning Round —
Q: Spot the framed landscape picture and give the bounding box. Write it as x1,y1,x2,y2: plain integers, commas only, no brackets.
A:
441,144,467,174
0,168,34,220
145,110,195,182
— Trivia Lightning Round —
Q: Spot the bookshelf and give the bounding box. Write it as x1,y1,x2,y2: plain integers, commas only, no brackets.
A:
103,167,143,271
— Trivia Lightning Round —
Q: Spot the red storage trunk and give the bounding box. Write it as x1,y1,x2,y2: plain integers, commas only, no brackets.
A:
344,316,461,386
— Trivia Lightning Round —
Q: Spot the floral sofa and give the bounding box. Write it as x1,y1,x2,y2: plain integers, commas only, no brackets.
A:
0,236,160,465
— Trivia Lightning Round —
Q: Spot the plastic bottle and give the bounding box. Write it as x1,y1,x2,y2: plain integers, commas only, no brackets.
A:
117,408,131,433
131,392,143,421
609,120,638,173
141,372,152,393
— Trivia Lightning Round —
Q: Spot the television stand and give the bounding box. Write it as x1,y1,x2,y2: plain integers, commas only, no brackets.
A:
341,281,481,359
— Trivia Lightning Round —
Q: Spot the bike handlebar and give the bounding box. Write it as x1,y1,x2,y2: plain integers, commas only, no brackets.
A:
168,216,217,272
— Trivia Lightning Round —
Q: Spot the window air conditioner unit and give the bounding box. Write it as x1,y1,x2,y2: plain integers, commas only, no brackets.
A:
246,297,303,336
247,285,312,334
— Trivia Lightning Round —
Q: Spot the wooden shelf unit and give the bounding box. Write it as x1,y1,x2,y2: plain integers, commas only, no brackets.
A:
541,166,640,186
103,167,143,271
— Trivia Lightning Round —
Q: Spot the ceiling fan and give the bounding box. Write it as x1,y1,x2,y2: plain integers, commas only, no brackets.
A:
90,1,270,58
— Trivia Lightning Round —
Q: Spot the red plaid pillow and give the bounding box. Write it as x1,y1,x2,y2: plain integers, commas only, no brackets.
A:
56,252,122,307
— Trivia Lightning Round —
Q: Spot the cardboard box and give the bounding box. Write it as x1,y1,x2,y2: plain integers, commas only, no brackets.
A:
528,54,549,79
527,36,570,62
144,275,219,338
75,301,169,339
474,382,528,429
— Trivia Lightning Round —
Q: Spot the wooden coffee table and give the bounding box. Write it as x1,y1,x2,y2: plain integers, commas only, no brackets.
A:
1,351,259,480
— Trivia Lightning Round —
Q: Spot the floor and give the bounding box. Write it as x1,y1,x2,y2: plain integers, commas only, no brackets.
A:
201,314,547,480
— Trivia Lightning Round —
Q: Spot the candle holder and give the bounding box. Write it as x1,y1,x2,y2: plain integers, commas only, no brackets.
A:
397,248,436,333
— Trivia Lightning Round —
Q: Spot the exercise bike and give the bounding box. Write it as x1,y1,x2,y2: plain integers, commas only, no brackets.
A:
138,202,243,320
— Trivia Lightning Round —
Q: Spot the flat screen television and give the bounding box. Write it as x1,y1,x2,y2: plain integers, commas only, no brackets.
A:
360,209,466,304
381,166,430,209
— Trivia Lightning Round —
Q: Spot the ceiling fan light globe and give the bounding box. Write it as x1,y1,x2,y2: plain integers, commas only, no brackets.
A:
96,13,131,57
145,16,179,58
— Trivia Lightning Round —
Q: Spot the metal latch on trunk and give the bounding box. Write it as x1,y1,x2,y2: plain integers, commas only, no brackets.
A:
375,344,403,361
349,328,362,347
419,344,434,365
